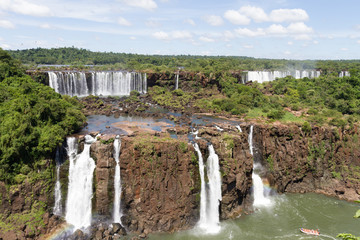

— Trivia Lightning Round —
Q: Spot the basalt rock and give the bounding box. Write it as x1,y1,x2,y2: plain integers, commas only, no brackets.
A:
255,124,360,201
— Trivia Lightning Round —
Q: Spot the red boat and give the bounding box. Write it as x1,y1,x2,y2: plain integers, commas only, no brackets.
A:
300,228,320,236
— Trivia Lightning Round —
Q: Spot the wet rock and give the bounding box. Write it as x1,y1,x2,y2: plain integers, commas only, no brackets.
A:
71,229,85,240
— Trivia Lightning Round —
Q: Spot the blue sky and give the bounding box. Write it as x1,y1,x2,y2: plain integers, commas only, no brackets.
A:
0,0,359,59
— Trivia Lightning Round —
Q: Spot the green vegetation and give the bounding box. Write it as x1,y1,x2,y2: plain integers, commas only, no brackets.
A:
0,48,86,183
9,47,360,74
149,86,193,110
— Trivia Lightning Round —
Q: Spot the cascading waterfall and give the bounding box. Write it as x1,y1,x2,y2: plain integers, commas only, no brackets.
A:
48,71,147,97
194,143,222,234
175,73,179,90
248,126,271,207
53,147,62,216
236,125,242,133
339,71,350,77
65,135,97,230
242,70,321,83
113,136,122,224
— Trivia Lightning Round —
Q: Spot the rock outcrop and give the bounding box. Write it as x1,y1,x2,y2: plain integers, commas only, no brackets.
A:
255,124,360,201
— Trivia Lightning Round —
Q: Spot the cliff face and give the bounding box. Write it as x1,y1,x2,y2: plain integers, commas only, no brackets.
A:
255,124,360,201
89,129,253,235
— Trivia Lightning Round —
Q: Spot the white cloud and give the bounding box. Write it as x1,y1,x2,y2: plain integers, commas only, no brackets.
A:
153,30,192,41
0,0,51,17
313,40,319,44
341,47,348,51
224,10,250,25
120,0,157,10
0,20,15,28
294,34,312,40
269,9,309,22
266,24,287,35
287,41,293,45
172,30,192,39
284,50,291,55
184,19,195,26
239,5,268,22
357,40,360,44
199,36,215,42
153,31,170,40
203,15,224,26
235,28,265,37
130,36,136,40
287,22,313,34
117,17,132,26
223,30,235,41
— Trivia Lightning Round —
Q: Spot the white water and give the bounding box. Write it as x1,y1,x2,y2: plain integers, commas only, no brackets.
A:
113,136,122,224
236,125,242,133
339,71,350,77
175,73,179,90
194,143,222,234
53,147,62,216
48,71,147,97
193,143,207,227
248,126,272,207
65,135,96,230
242,70,321,83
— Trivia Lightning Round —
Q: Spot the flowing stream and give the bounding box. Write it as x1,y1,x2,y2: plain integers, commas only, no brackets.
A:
175,73,179,90
148,193,359,240
65,135,97,231
113,136,122,223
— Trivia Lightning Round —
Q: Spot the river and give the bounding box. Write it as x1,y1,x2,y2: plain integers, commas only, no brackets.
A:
149,193,359,240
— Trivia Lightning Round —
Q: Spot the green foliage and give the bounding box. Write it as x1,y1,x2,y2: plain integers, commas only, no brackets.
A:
354,209,360,218
0,52,85,183
302,121,312,135
337,233,360,240
149,86,193,110
179,142,188,153
267,109,285,120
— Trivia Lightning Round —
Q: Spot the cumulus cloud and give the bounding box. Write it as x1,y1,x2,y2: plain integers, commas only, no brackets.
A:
153,30,192,41
235,28,265,37
357,40,360,44
239,5,268,22
203,15,224,26
224,10,250,25
0,0,51,17
199,36,215,42
120,0,157,10
153,31,170,40
287,41,293,45
117,17,132,26
269,9,309,22
224,6,309,25
40,23,52,29
266,24,287,35
0,20,15,29
0,43,11,49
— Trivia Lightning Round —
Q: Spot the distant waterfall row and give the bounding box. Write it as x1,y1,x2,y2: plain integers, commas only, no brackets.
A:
241,70,321,83
48,71,147,97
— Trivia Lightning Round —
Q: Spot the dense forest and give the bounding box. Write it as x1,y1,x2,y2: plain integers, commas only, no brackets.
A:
0,48,85,183
9,47,360,73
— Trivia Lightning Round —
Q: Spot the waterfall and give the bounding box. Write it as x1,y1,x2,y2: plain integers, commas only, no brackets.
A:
113,136,122,224
194,143,222,234
53,147,62,216
248,126,271,207
339,71,350,77
236,125,242,133
65,135,96,230
242,70,320,83
47,71,147,97
175,73,179,90
194,143,207,226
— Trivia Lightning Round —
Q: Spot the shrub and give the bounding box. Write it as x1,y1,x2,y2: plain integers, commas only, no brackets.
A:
267,109,285,120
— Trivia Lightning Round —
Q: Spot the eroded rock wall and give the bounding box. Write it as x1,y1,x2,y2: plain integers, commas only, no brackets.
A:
255,124,360,201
